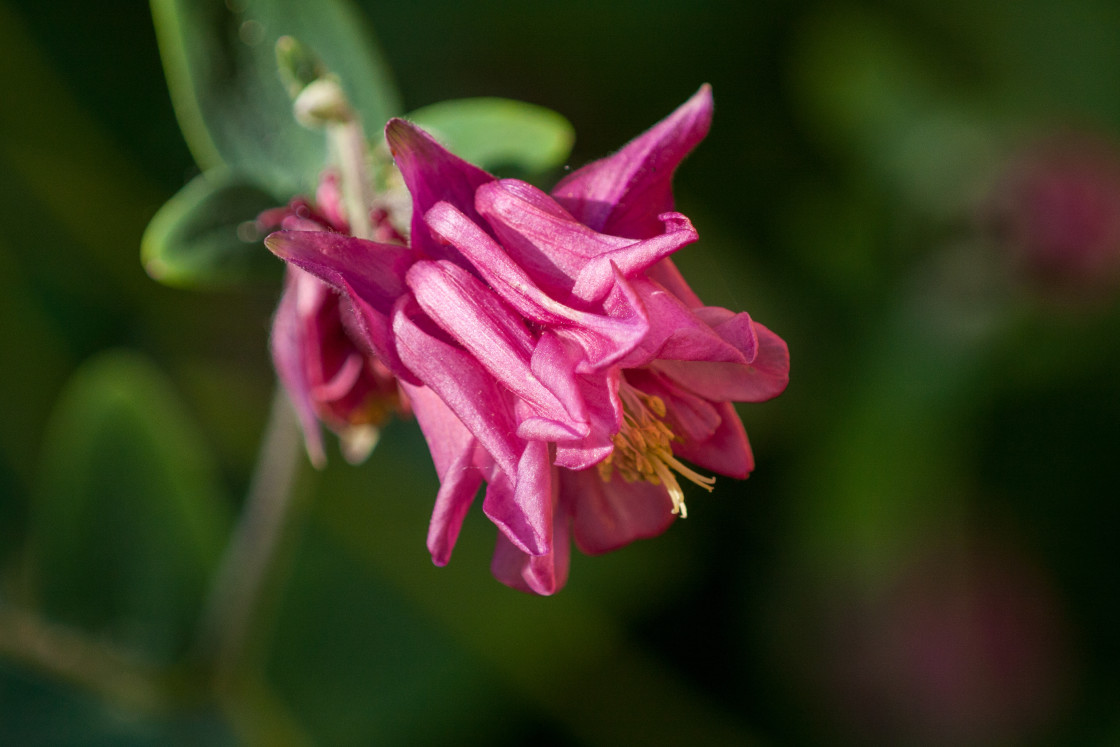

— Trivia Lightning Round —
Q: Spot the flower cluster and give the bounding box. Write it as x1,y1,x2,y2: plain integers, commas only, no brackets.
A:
266,86,789,594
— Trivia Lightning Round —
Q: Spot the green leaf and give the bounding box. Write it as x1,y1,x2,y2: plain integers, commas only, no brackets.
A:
407,98,575,176
142,168,282,288
30,351,232,661
151,0,401,198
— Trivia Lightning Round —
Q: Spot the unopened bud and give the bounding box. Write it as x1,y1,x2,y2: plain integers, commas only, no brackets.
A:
293,77,353,128
275,35,327,99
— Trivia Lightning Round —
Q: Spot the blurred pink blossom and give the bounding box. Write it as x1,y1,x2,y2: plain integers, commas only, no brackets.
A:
989,132,1120,296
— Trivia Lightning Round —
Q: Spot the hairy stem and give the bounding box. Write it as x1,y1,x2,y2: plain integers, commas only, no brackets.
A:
330,118,375,239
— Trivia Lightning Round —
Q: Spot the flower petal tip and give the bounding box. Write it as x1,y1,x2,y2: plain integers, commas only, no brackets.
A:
262,231,291,258
686,84,714,118
305,442,327,470
384,117,423,156
385,117,450,163
263,231,316,264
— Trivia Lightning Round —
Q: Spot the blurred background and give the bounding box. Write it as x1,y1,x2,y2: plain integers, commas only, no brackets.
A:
3,0,1120,744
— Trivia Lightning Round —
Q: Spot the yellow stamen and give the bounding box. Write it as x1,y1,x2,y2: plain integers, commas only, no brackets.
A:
597,383,715,517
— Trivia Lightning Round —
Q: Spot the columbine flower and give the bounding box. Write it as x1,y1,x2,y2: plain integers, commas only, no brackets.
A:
260,172,409,466
267,86,789,594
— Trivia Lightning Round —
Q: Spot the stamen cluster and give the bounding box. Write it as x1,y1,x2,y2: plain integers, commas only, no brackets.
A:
598,384,715,518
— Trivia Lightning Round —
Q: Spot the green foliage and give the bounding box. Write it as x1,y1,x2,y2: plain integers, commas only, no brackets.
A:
29,351,231,662
150,0,400,198
407,98,575,176
145,4,576,289
146,0,403,289
141,168,282,288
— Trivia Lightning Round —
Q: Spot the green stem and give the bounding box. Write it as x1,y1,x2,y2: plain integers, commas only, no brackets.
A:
195,386,304,685
331,119,375,239
0,605,191,713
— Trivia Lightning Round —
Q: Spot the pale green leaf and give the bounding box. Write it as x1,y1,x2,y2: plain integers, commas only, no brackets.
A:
142,168,281,288
407,98,575,176
151,0,401,197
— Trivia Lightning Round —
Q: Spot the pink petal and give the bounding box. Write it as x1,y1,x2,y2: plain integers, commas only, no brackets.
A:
406,382,554,561
528,332,591,430
271,269,326,467
551,85,714,239
615,277,748,368
629,369,754,477
404,383,485,566
402,380,478,481
384,118,494,263
569,213,699,304
406,259,586,435
692,307,758,359
566,468,677,555
475,182,700,305
475,179,631,289
481,438,553,557
264,232,411,314
391,299,522,477
647,257,704,309
651,321,790,403
556,268,649,373
424,201,650,368
313,170,348,230
625,367,722,444
309,352,364,403
753,321,792,384
490,481,571,595
670,400,754,479
265,230,414,378
426,452,482,566
553,368,622,470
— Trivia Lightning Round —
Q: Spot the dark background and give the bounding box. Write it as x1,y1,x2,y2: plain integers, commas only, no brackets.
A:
3,0,1119,744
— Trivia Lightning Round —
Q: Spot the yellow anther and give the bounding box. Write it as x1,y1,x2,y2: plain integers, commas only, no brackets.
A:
598,380,715,517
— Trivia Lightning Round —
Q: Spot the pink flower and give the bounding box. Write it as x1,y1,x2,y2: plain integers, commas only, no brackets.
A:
267,86,790,594
260,173,410,466
988,132,1120,296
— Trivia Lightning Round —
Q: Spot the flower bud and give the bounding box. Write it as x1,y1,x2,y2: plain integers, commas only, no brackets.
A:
293,77,353,128
275,35,327,99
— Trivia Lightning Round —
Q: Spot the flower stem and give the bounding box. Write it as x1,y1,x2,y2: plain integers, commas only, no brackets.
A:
195,386,305,686
0,605,188,713
332,119,375,240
